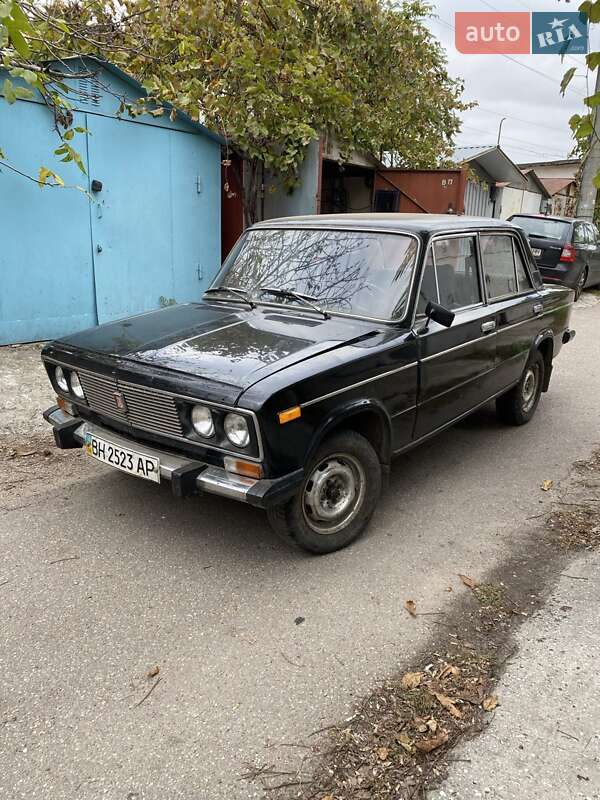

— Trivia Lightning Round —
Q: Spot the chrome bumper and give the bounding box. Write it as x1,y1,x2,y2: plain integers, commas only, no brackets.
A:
44,407,259,503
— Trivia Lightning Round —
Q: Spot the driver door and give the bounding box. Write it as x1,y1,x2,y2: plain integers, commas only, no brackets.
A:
414,233,497,438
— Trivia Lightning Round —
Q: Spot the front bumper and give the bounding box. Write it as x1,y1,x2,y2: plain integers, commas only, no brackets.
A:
43,406,302,509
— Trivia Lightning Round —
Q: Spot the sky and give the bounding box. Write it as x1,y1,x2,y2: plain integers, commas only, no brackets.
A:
426,0,598,165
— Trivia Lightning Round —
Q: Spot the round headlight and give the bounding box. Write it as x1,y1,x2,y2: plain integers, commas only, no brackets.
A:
55,366,68,392
70,371,85,399
191,405,214,437
224,413,250,448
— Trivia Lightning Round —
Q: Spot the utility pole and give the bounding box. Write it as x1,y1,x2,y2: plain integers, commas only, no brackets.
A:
576,68,600,220
497,117,507,147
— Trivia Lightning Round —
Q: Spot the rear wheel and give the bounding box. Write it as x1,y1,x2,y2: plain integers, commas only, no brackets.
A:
496,349,545,426
575,266,588,300
267,431,382,554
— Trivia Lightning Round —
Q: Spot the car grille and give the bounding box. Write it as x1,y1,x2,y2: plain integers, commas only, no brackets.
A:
78,370,184,439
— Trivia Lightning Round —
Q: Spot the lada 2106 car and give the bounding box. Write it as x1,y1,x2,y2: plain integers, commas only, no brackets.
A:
43,214,575,554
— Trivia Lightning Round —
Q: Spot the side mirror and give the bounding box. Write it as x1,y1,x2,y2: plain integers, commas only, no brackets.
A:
425,301,455,328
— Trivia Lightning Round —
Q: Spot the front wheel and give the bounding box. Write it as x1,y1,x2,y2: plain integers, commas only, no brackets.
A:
496,349,545,426
267,431,382,554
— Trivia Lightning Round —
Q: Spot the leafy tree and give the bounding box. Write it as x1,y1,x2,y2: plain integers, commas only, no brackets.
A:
1,0,467,222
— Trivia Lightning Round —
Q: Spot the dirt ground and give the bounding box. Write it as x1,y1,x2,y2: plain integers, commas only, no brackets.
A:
0,343,55,436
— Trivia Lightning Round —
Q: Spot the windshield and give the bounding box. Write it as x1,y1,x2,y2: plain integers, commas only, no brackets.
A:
511,216,570,241
211,228,419,320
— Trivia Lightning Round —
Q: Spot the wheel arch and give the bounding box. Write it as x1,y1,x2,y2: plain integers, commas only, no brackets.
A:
306,399,392,468
534,329,554,392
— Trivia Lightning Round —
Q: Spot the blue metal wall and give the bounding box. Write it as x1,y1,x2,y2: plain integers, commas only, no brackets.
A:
0,59,222,344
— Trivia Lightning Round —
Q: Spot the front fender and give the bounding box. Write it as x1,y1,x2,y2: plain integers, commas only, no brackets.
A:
305,398,392,466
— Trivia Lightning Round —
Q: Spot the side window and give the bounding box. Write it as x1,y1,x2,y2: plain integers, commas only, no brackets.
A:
586,223,597,244
433,236,481,311
513,240,532,292
480,235,518,299
573,223,587,245
417,250,438,315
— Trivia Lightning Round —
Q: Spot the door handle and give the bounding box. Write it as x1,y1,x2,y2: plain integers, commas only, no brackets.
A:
533,302,543,315
481,320,496,333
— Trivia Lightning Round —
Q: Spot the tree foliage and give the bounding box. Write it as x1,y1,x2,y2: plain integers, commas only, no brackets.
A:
1,0,468,220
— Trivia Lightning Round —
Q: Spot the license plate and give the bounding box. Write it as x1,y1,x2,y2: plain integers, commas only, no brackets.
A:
532,248,542,257
85,433,160,483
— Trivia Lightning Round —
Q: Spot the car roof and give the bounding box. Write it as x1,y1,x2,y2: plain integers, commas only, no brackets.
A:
252,213,518,235
509,213,576,224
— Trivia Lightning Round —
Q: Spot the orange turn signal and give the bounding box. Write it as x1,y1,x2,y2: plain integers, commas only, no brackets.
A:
278,406,301,425
57,395,75,416
223,457,263,479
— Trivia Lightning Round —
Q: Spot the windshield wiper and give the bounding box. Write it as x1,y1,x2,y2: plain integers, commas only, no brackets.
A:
204,286,256,308
257,286,330,319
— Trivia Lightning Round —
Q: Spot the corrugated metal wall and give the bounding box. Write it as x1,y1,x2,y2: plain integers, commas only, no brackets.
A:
464,180,494,217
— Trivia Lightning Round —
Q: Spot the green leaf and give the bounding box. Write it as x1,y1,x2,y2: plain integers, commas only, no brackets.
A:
0,1,12,18
4,17,30,58
585,93,600,108
2,78,16,104
63,128,74,140
13,86,33,99
9,66,38,85
10,3,34,34
560,67,576,96
587,51,600,70
577,117,594,137
593,171,600,189
38,166,64,187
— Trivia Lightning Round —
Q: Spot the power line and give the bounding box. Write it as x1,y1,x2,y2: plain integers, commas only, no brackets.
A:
459,123,568,156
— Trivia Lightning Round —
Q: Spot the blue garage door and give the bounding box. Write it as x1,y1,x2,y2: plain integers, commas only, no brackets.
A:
87,115,218,324
0,101,97,344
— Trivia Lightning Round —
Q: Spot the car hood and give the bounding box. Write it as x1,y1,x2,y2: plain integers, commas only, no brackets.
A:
57,302,382,397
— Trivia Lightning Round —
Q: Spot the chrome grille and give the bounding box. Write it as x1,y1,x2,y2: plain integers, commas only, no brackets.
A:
78,370,184,438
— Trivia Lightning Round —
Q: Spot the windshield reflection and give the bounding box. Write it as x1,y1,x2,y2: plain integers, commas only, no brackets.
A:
213,229,418,320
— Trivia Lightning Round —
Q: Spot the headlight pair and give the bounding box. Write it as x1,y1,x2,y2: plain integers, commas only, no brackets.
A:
190,404,250,448
54,366,85,400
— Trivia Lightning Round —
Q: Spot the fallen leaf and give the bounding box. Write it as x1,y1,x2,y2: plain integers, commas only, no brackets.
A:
433,692,463,719
147,665,160,678
401,671,423,689
377,746,390,761
15,448,36,457
294,616,305,625
458,574,478,590
541,479,553,491
416,730,449,753
445,586,453,592
438,664,460,681
426,717,438,733
396,733,414,753
404,599,417,617
483,694,499,711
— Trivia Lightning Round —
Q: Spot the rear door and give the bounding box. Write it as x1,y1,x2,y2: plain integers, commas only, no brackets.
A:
585,223,600,286
479,233,542,393
414,233,497,438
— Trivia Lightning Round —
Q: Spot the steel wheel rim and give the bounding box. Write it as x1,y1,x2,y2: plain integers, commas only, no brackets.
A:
302,453,366,535
521,365,539,413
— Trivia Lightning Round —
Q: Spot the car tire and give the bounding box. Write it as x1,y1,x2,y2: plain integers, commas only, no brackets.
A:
575,267,588,300
266,431,382,554
496,349,545,426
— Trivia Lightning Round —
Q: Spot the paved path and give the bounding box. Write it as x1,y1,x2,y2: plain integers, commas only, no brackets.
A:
429,550,600,800
1,297,599,799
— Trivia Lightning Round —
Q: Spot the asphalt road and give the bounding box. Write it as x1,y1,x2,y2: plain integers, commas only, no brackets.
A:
1,297,599,800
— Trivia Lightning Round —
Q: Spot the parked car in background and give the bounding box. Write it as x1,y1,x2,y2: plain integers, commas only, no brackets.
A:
42,215,575,554
508,213,600,299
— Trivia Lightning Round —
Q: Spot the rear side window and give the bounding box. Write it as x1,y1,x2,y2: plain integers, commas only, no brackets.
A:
433,236,481,311
513,241,532,292
573,222,588,245
480,235,518,299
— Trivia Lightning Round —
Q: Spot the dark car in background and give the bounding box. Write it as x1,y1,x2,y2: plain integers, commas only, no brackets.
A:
508,213,600,299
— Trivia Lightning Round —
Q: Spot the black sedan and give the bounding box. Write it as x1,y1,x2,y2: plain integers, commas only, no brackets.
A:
42,214,575,554
509,213,600,298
